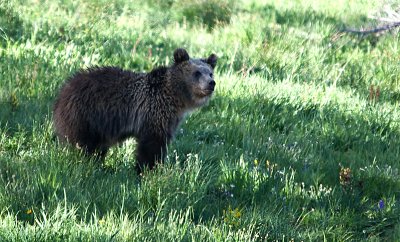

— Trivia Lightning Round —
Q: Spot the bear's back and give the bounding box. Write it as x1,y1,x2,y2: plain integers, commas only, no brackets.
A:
53,67,146,143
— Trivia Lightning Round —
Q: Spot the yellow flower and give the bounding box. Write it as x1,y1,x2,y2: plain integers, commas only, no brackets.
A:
254,159,259,166
26,209,32,215
99,219,105,225
233,208,241,218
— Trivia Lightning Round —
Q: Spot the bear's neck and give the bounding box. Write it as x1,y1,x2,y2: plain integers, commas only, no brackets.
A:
166,71,197,112
147,67,191,112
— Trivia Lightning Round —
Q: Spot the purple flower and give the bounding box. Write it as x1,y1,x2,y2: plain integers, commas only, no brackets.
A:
378,200,385,210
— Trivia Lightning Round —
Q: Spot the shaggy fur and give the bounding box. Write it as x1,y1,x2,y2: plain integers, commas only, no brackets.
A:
53,48,217,173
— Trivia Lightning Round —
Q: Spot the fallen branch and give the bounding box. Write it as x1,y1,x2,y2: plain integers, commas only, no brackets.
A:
343,22,400,35
341,3,400,36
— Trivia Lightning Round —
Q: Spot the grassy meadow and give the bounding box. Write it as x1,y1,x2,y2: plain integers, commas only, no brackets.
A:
1,0,400,240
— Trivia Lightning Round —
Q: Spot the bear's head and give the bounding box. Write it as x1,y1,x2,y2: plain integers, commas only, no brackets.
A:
172,48,218,107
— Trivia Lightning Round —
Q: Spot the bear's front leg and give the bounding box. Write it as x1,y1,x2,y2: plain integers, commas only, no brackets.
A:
135,135,168,174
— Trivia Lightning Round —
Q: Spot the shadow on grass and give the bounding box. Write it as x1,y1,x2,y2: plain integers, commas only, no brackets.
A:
0,4,25,43
180,92,400,215
189,93,400,168
253,4,346,28
185,93,400,238
0,95,52,134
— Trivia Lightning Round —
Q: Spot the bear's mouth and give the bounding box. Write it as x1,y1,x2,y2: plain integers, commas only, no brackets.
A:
193,86,214,99
198,89,213,97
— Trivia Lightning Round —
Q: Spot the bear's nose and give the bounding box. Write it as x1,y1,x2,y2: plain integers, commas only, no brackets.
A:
209,80,216,90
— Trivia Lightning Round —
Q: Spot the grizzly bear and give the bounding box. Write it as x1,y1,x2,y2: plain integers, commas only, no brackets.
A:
53,48,217,173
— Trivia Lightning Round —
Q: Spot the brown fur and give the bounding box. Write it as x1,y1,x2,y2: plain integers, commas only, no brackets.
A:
53,48,217,173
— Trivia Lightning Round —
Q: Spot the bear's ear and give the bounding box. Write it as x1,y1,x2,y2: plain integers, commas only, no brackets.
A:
204,54,218,69
173,48,190,64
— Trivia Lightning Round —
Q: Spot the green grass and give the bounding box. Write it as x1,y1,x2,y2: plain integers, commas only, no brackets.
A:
1,0,400,240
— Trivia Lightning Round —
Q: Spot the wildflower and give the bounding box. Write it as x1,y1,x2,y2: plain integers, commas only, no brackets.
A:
378,199,385,210
254,159,259,166
233,208,241,219
339,167,352,186
26,209,32,215
223,206,242,228
99,219,105,225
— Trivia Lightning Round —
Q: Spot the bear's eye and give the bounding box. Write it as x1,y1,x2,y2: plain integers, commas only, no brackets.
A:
194,71,202,78
210,73,213,78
